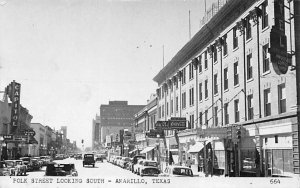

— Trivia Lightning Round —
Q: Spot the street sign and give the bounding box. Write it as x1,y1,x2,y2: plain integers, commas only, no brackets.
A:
1,134,13,140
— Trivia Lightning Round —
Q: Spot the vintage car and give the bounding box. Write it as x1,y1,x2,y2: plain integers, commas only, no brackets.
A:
40,156,52,166
119,157,131,168
83,154,95,167
131,155,146,173
160,166,194,177
4,160,27,176
0,161,10,176
74,154,82,160
133,159,145,174
45,163,78,176
138,160,160,177
30,158,42,171
95,154,104,162
32,157,44,167
20,157,34,171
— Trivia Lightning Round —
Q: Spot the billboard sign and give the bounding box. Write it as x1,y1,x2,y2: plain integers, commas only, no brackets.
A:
155,118,186,130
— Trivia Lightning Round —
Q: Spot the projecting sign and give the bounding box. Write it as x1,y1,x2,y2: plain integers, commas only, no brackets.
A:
6,81,21,127
155,118,186,130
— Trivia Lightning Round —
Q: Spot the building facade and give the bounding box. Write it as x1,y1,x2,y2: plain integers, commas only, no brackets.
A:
153,0,298,177
100,101,145,145
92,115,101,150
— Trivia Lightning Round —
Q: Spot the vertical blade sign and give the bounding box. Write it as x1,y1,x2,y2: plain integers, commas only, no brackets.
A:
10,81,21,127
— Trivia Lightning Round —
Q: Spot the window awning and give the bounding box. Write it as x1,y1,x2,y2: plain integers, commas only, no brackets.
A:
140,146,156,154
187,141,211,153
129,149,138,154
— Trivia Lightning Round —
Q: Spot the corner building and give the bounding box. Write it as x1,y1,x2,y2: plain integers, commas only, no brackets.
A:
153,0,298,177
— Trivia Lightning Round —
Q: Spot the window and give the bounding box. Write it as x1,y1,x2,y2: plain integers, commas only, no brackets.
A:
166,102,169,116
189,63,194,80
199,112,203,126
158,106,161,119
161,86,164,98
214,74,218,94
204,51,208,69
280,35,286,48
205,79,208,99
278,84,286,114
162,104,165,118
182,92,186,109
262,1,268,29
199,56,202,73
189,114,194,129
224,103,229,125
234,99,240,122
171,99,173,114
189,87,194,106
269,149,293,176
205,110,208,125
182,68,186,85
263,44,270,72
275,135,278,143
279,20,284,31
234,62,239,86
214,106,218,126
233,27,238,49
246,17,252,40
224,68,228,90
247,53,253,80
223,37,228,56
264,88,271,117
199,83,203,101
213,47,217,63
248,94,254,120
176,96,179,112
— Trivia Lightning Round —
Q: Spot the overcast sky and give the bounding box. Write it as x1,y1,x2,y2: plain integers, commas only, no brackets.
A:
0,0,213,147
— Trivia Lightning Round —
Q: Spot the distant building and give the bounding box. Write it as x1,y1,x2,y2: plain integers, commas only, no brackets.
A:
100,101,145,146
30,123,47,156
92,115,101,150
60,126,67,144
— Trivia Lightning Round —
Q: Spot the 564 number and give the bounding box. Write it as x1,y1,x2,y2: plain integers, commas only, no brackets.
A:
270,179,280,184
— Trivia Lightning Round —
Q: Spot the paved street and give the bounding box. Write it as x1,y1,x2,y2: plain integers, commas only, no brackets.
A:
26,158,140,177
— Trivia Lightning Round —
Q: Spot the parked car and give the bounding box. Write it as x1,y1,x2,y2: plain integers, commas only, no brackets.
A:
134,159,145,174
4,160,27,176
45,162,78,176
20,157,34,171
32,157,43,167
0,161,10,176
83,154,95,167
40,156,52,166
119,157,131,168
131,155,146,173
30,158,42,171
139,160,160,177
160,166,194,177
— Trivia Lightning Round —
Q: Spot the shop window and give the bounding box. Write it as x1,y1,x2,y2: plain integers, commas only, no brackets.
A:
241,149,257,173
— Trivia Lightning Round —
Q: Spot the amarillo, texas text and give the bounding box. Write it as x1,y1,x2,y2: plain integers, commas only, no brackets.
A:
11,177,171,184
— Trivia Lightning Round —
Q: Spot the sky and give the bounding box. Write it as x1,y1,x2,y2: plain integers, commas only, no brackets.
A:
0,0,214,147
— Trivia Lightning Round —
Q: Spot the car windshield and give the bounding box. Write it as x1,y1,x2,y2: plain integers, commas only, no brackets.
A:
173,168,193,176
5,161,15,167
16,161,23,165
21,158,30,161
85,155,93,158
144,162,157,167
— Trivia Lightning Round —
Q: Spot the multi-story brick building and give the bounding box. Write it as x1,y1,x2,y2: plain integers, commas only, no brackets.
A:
153,0,298,177
100,101,145,146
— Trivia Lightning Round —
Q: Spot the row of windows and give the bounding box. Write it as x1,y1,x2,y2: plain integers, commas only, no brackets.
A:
159,83,286,127
158,42,270,100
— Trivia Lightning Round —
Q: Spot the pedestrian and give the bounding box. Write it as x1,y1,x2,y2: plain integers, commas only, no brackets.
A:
186,157,192,168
